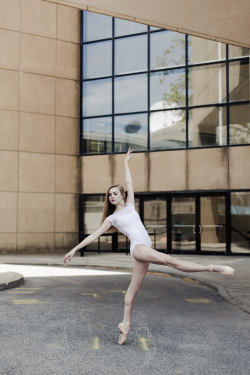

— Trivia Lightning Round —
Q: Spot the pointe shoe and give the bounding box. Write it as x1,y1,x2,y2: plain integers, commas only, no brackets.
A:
210,265,235,275
117,322,130,345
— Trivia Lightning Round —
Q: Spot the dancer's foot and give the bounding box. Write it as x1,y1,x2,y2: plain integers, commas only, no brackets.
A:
117,322,130,345
209,265,234,275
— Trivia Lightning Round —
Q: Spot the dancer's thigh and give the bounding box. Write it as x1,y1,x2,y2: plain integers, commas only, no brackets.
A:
129,259,149,289
133,244,176,266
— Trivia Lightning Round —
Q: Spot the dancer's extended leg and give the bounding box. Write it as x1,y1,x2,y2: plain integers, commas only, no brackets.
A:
118,260,149,345
133,244,234,274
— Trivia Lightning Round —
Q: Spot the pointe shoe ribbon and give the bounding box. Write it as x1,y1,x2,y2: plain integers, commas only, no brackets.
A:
118,322,130,345
210,265,234,275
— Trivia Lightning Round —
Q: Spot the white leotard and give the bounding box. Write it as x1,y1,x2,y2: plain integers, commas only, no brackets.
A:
106,202,152,259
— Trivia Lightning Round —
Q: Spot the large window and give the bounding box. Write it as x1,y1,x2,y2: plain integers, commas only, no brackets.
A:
81,11,250,154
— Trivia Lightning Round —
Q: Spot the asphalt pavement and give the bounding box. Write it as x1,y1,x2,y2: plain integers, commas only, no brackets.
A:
0,252,249,315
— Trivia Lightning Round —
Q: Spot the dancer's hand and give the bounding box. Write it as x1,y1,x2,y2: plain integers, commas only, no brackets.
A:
125,147,133,162
63,248,76,265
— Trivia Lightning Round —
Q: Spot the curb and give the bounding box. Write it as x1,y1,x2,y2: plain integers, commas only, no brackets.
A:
0,272,24,290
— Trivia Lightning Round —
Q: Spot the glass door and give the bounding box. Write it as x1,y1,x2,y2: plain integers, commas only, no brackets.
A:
200,195,226,252
144,197,167,250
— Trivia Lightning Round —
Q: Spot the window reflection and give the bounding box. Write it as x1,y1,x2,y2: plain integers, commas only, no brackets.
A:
189,64,226,106
188,37,226,64
229,60,250,102
150,30,185,70
115,74,147,113
83,11,112,42
114,113,147,152
83,41,112,79
231,192,250,253
144,197,167,250
115,18,147,36
189,106,227,147
82,117,112,153
229,45,250,59
150,69,186,110
150,109,186,150
230,103,250,144
115,35,147,75
82,79,112,117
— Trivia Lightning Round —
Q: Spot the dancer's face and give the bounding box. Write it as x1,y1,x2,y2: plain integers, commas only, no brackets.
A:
108,187,124,206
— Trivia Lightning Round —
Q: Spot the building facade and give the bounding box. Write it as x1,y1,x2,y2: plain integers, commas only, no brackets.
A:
0,1,249,255
80,11,250,256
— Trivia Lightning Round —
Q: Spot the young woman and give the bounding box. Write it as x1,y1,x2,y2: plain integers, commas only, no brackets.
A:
63,148,234,345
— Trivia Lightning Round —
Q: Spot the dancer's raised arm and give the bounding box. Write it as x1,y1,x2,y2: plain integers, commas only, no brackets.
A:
124,148,134,206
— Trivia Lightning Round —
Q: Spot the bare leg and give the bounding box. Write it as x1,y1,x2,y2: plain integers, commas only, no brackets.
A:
118,260,149,345
133,245,234,274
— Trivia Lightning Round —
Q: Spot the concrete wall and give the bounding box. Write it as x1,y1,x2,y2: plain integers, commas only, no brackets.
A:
81,146,250,194
0,0,81,253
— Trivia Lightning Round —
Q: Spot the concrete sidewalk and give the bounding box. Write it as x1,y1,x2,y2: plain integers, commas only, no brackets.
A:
0,252,249,314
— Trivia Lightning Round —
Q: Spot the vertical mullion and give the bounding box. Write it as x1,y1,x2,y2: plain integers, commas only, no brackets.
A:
226,44,230,146
226,192,231,254
167,195,172,253
147,25,150,151
112,17,115,153
80,11,83,155
196,195,201,253
185,34,189,148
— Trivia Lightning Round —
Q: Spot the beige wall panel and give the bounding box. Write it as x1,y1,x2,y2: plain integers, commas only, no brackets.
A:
20,72,55,114
18,192,54,232
0,192,17,232
81,155,112,194
188,148,228,190
55,232,78,251
55,194,78,232
57,4,81,43
0,29,19,70
55,78,79,117
55,155,79,193
21,34,56,76
113,153,147,192
0,151,18,191
19,152,55,192
0,0,20,31
56,116,79,155
20,112,55,153
150,150,187,191
21,0,56,38
0,110,19,151
17,233,54,252
49,0,250,48
0,233,17,252
56,40,80,80
229,146,250,189
0,69,19,111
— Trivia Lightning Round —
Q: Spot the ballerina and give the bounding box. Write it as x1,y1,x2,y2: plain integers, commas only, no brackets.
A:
64,148,234,345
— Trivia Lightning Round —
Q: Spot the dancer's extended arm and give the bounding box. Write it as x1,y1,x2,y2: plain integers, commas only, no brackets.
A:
63,220,112,264
125,148,134,206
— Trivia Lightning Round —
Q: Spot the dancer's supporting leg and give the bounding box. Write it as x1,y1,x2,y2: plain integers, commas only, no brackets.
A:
133,245,234,274
118,260,149,345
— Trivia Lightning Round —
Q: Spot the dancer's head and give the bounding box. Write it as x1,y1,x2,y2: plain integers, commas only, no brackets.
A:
101,184,127,226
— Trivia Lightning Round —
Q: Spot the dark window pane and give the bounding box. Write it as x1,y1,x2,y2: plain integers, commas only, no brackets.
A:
82,117,112,153
189,64,226,106
150,69,186,110
230,103,250,144
115,74,147,113
229,60,250,102
231,192,250,254
188,37,226,64
82,79,112,116
83,11,112,42
150,109,186,150
150,30,185,70
144,197,167,250
114,18,147,36
229,45,250,59
114,113,148,152
188,106,227,147
83,41,112,79
115,35,147,74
